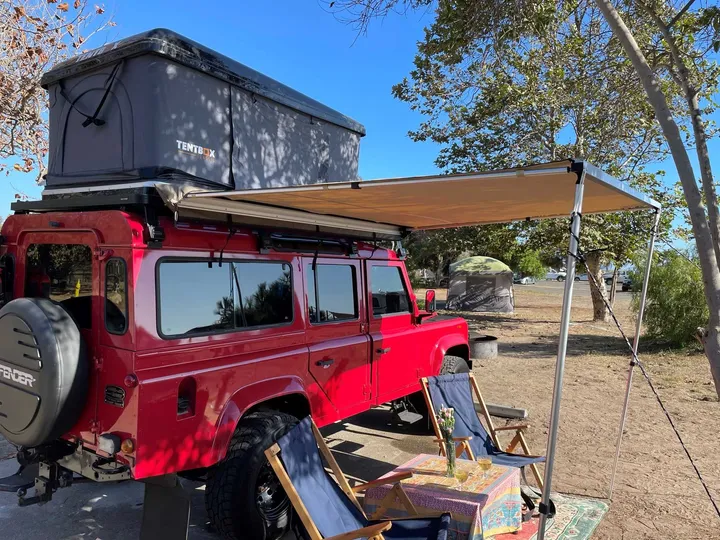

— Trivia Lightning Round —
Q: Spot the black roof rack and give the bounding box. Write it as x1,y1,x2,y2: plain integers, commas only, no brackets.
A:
11,187,166,214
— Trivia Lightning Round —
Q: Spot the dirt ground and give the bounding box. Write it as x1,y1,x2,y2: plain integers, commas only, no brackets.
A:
454,282,720,539
327,282,720,539
0,281,718,539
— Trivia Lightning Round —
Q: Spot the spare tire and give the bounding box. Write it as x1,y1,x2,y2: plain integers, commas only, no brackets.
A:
0,298,88,447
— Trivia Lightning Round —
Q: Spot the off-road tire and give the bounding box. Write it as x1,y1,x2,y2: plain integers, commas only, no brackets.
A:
205,410,298,540
440,354,470,375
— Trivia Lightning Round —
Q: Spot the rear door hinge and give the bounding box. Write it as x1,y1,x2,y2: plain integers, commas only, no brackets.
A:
93,356,103,371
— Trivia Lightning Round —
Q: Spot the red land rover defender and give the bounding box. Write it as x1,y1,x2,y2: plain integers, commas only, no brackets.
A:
0,30,470,539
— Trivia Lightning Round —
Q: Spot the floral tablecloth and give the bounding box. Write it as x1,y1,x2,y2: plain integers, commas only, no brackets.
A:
363,454,522,540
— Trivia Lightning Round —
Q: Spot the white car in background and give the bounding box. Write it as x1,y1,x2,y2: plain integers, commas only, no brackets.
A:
514,273,536,285
546,270,567,281
622,274,634,292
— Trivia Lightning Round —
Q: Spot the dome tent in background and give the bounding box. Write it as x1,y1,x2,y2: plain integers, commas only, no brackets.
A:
446,256,514,313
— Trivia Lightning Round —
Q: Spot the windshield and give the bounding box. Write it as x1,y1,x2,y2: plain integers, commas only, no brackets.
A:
25,244,93,329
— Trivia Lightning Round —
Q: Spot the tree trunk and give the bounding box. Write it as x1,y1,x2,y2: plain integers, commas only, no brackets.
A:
688,92,720,269
596,0,720,397
609,268,618,308
585,252,610,322
434,258,445,288
640,1,720,267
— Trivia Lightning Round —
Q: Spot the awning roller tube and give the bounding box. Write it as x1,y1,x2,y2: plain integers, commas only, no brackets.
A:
178,197,403,238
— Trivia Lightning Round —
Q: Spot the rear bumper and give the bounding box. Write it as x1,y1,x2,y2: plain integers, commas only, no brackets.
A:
58,444,133,483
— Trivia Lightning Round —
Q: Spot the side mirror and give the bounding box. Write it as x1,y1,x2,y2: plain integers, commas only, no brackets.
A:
424,289,437,312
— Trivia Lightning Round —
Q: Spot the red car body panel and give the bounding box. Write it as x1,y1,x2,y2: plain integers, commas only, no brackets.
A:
1,210,469,479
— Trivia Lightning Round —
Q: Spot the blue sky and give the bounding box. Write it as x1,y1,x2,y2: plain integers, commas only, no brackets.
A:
1,0,718,241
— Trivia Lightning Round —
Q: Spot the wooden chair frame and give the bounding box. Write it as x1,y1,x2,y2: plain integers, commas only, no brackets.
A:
421,373,544,489
264,417,445,540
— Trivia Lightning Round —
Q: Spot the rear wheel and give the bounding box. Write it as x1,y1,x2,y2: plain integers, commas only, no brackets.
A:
205,410,298,540
556,276,565,282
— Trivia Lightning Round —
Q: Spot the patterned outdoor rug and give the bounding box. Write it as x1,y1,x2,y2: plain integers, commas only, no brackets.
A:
493,494,608,540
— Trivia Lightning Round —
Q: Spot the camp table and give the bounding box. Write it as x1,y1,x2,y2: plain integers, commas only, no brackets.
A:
362,454,522,539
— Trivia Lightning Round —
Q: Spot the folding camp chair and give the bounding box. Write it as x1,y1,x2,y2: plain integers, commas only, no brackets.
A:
421,372,545,490
265,416,451,540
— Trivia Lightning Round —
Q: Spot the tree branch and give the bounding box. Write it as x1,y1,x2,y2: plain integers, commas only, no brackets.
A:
638,0,720,268
668,0,696,30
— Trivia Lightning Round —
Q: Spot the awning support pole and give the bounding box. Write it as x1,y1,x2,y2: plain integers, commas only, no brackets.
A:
537,169,586,540
608,209,661,499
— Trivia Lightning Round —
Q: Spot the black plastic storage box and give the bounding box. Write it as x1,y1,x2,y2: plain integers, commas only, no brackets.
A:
41,29,365,191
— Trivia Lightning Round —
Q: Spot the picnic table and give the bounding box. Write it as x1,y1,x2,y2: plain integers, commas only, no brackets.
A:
363,454,522,540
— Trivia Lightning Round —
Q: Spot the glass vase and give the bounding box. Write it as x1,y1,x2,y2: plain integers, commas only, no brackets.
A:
444,432,456,478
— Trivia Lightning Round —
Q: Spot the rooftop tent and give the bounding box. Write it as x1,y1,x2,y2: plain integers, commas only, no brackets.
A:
41,29,365,190
446,256,515,313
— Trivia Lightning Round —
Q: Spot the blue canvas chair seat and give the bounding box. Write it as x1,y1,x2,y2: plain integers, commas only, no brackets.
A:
422,373,545,490
265,417,450,540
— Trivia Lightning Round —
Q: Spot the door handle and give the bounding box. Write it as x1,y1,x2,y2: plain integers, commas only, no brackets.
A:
376,347,391,355
315,359,334,369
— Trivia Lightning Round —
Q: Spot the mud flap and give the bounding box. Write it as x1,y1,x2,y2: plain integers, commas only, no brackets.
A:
140,474,190,540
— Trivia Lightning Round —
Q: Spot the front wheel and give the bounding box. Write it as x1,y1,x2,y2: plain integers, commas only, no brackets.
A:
556,276,565,282
205,410,298,540
440,355,470,375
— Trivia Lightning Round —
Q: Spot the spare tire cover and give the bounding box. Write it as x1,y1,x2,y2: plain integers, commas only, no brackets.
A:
0,298,88,447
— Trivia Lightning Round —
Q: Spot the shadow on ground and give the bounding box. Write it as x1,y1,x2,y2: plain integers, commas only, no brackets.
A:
324,407,432,439
0,408,407,539
498,333,634,359
0,459,217,539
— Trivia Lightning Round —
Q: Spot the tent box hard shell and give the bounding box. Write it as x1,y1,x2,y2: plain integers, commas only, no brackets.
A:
41,29,365,191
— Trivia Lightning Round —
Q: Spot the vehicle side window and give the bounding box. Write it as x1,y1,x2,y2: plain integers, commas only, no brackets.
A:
25,244,93,329
371,266,410,316
158,262,234,337
307,264,358,323
158,259,294,338
234,262,293,327
105,258,128,334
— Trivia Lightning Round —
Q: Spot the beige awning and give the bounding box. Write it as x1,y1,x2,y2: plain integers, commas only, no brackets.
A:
177,160,660,238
